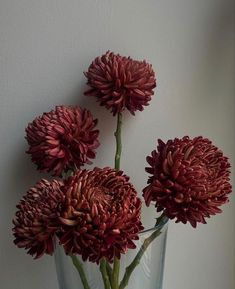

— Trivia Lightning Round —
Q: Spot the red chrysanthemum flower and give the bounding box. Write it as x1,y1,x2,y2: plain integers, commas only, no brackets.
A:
26,106,99,176
13,179,65,258
84,51,156,115
58,167,143,263
143,136,232,228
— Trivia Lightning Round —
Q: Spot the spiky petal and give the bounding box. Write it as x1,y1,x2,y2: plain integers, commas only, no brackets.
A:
58,167,143,263
84,51,156,115
26,105,99,176
13,179,64,258
143,136,232,227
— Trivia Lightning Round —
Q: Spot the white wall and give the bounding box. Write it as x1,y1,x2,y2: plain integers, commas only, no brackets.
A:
0,1,234,289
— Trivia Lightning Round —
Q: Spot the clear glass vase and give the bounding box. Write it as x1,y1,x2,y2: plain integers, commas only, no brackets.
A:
54,220,168,289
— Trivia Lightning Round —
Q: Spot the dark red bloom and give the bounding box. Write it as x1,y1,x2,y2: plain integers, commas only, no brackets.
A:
143,136,232,227
26,106,99,176
58,167,143,263
13,179,64,258
84,51,156,115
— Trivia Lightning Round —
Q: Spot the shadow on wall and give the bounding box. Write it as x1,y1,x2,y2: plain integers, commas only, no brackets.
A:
192,2,234,104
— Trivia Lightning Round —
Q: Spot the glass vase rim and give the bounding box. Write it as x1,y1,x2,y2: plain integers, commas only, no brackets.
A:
140,216,169,235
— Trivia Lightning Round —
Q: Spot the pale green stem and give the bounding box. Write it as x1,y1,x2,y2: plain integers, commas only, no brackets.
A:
114,112,122,170
112,112,122,289
71,255,91,289
106,262,113,288
111,257,120,289
100,258,111,289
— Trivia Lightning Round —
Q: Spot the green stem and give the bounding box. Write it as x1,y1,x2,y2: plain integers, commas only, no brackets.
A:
100,258,111,289
106,262,113,288
114,112,122,170
71,255,91,289
119,214,168,289
111,112,122,289
112,257,120,289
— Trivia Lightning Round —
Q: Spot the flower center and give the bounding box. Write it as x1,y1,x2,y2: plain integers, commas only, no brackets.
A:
87,186,112,207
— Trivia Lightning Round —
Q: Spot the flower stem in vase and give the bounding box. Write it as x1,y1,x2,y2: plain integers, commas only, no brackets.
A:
119,214,168,289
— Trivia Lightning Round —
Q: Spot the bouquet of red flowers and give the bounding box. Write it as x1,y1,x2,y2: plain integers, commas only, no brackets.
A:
12,51,232,289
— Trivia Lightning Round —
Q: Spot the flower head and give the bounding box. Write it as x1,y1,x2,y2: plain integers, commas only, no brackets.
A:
13,179,64,258
26,106,99,176
84,51,156,115
58,167,143,263
143,136,232,227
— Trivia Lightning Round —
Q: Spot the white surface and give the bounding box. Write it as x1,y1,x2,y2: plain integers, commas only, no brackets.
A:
0,1,234,289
